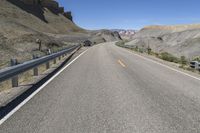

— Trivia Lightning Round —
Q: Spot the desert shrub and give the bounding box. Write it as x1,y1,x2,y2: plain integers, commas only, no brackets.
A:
159,52,180,63
147,45,152,55
186,67,195,72
180,56,187,65
153,52,159,57
132,46,139,52
124,39,131,43
115,40,130,46
139,48,144,53
192,56,200,62
179,65,184,69
116,41,125,46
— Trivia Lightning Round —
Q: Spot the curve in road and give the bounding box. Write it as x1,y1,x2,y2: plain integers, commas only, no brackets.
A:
1,42,200,133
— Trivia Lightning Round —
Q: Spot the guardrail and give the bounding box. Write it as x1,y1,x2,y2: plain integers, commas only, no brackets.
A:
0,44,81,87
190,61,200,70
117,44,134,49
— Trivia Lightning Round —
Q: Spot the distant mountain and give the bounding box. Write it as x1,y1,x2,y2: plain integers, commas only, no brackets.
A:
111,29,137,40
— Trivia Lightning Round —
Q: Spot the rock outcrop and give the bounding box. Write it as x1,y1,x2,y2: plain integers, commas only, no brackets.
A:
94,30,122,41
87,30,122,45
20,0,71,19
40,0,59,13
20,0,39,5
58,7,64,14
63,12,73,21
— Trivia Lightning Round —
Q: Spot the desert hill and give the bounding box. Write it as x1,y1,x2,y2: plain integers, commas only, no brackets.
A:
126,24,200,59
0,0,121,68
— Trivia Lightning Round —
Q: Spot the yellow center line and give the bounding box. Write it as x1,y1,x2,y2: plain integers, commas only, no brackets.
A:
118,59,126,68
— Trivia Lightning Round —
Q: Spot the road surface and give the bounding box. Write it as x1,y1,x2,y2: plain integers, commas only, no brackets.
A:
1,42,200,133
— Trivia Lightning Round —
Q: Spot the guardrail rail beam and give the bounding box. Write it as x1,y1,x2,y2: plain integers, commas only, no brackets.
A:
0,45,81,86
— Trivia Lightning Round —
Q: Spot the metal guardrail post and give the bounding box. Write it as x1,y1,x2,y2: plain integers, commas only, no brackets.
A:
33,55,39,76
46,51,50,69
46,62,50,69
53,58,56,64
11,59,19,87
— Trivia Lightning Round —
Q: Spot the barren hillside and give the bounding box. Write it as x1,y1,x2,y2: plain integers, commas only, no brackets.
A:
0,0,121,68
126,24,200,59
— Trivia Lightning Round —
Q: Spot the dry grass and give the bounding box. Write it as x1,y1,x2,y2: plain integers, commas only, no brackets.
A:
0,80,12,92
0,61,9,69
19,71,34,85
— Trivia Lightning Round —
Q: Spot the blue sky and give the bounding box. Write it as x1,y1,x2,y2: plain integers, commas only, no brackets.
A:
58,0,200,30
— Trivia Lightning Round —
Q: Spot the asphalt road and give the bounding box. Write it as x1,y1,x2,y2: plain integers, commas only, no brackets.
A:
1,42,200,133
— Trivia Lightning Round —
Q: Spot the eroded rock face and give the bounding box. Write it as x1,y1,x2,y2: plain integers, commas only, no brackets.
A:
40,0,59,10
58,7,64,13
63,12,73,21
20,0,60,13
20,0,39,5
20,0,72,20
96,30,122,41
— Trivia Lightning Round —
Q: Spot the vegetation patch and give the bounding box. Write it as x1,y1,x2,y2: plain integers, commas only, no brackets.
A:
115,40,130,46
158,52,180,63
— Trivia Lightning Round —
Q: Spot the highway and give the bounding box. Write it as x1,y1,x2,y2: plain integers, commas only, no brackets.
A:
1,42,200,133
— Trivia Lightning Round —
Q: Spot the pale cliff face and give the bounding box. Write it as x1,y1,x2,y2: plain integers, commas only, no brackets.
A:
142,24,200,32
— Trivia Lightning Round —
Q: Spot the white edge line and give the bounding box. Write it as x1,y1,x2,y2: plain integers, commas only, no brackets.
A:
0,49,88,125
120,47,200,81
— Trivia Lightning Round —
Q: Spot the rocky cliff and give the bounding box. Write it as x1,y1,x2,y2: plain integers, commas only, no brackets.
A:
20,0,73,20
